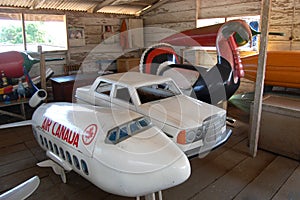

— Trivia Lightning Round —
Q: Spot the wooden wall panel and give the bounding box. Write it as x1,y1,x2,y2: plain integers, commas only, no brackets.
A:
84,25,102,35
200,0,260,8
199,2,261,18
271,0,295,10
268,0,299,50
267,41,292,50
291,41,300,50
147,1,196,15
143,0,197,46
269,25,292,41
294,10,300,24
144,10,196,25
270,10,294,26
66,14,124,72
144,27,180,46
145,21,196,32
293,25,300,40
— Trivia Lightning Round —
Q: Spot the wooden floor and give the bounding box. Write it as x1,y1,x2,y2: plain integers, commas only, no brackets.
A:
0,107,300,200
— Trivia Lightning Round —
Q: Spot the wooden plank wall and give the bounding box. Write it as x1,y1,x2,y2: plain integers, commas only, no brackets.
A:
143,0,300,51
143,0,198,46
67,14,144,73
199,0,300,50
199,0,261,18
29,13,127,76
67,13,121,72
268,0,300,50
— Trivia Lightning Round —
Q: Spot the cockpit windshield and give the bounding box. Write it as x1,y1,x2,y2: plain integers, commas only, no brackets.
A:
106,117,151,144
136,81,181,104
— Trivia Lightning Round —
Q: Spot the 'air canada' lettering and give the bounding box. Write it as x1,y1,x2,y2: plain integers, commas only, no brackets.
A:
41,117,79,148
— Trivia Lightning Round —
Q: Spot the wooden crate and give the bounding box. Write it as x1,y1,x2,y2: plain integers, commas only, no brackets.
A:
256,95,300,160
117,58,140,73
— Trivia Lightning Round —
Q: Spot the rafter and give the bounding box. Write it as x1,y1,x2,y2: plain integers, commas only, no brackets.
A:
90,0,118,13
139,0,169,15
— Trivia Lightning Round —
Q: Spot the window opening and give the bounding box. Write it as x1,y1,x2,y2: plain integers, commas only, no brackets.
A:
59,147,66,160
81,160,89,175
136,81,181,104
197,15,260,51
66,151,72,165
95,81,112,96
106,117,152,144
44,137,48,149
73,155,80,170
40,135,44,146
0,13,67,52
49,140,54,152
54,144,59,155
115,85,133,104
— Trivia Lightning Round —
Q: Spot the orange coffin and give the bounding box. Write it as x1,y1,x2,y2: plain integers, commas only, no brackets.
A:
241,51,300,88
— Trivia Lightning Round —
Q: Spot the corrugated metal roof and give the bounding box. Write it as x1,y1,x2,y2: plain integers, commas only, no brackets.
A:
97,5,144,15
0,0,161,15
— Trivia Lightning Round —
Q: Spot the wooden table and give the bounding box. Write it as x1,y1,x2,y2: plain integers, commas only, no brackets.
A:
0,99,28,120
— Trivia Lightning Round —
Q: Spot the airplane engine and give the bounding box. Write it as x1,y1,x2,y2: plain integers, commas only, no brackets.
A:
29,89,47,107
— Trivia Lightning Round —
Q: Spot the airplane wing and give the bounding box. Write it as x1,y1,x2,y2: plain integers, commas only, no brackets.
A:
0,176,40,200
0,120,32,129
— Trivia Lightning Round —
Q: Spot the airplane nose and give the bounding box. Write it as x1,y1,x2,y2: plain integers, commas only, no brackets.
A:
119,127,191,196
118,147,191,197
112,126,190,174
159,151,191,186
94,126,191,197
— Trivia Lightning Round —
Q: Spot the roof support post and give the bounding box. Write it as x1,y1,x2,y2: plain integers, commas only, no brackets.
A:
249,0,272,157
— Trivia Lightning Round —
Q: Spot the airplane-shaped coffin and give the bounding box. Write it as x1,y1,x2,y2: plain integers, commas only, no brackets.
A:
31,102,191,197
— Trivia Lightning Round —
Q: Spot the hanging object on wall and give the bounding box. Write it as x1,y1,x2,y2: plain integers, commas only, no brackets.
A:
120,19,129,50
102,25,115,44
68,27,86,47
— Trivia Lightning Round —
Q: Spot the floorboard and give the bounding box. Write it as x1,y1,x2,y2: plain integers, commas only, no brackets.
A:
0,108,299,200
190,150,276,200
234,156,299,200
164,148,248,200
272,165,300,200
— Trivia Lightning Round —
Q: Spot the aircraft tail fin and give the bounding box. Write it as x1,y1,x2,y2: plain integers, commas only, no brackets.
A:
37,151,72,183
37,160,68,183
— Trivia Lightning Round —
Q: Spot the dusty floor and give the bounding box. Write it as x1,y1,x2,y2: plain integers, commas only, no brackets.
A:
0,103,299,199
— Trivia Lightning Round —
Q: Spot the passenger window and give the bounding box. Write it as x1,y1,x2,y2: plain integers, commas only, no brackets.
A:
44,138,49,149
95,81,112,96
138,118,150,127
81,160,89,175
108,129,118,143
59,147,66,160
129,121,139,134
106,120,150,145
49,140,54,152
119,126,129,140
115,85,133,104
54,144,59,155
66,151,72,165
73,155,80,170
40,135,44,146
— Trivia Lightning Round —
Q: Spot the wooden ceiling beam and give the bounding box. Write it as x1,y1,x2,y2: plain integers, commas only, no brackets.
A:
89,0,118,13
30,0,46,9
139,0,168,16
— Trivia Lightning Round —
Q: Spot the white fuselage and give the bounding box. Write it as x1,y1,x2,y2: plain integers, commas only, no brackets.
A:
31,103,190,197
